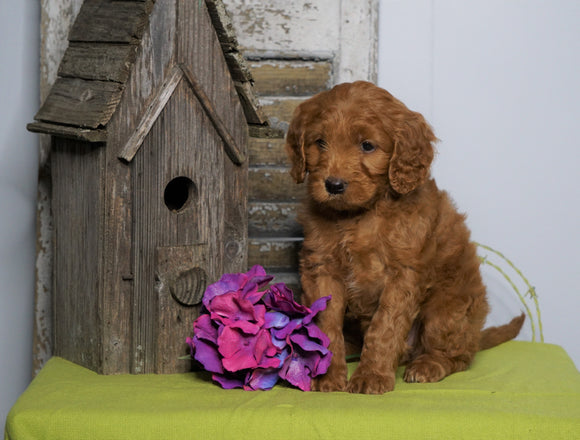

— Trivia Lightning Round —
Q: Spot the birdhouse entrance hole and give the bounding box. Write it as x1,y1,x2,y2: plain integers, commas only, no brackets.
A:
164,176,196,212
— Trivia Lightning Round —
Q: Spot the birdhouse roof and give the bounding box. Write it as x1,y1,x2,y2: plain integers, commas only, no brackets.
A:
27,0,266,142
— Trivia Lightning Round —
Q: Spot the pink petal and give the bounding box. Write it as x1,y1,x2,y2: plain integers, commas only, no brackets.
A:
218,327,258,371
303,295,331,324
264,311,290,329
280,354,311,391
193,314,218,343
212,373,244,389
289,333,329,355
192,338,223,374
244,368,280,391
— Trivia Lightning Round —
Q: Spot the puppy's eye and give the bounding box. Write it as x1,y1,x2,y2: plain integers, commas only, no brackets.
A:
315,139,327,150
361,141,376,153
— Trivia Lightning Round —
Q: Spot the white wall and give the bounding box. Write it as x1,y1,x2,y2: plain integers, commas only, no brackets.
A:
0,2,39,430
378,0,580,367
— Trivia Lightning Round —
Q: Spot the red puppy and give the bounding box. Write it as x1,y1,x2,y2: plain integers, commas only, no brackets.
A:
286,81,524,394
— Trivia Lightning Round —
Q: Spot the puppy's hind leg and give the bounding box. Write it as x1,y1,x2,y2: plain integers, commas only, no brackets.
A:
403,287,488,384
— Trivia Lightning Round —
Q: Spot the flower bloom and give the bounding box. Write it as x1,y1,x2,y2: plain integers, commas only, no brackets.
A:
186,266,332,391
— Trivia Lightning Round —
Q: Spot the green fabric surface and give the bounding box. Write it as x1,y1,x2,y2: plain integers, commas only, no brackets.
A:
5,342,580,440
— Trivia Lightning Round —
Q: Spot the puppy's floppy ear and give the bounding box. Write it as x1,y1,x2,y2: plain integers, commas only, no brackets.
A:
285,106,308,184
389,111,436,194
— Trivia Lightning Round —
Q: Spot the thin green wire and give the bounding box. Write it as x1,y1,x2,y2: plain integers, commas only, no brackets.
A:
476,242,544,342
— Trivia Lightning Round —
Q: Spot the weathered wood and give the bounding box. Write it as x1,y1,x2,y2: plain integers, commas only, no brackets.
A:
118,66,183,162
34,0,85,376
177,0,249,287
248,125,285,139
69,0,151,43
248,202,302,238
249,167,305,202
97,0,179,376
234,81,269,125
51,138,105,373
180,64,246,165
260,97,305,130
250,60,332,96
58,42,138,83
204,0,239,53
34,77,123,128
249,137,290,166
248,238,302,270
132,79,227,373
27,121,107,143
223,51,254,83
32,0,251,376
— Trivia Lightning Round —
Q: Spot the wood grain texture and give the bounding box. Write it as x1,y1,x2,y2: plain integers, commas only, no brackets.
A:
51,138,105,372
118,66,183,162
259,97,304,130
58,42,138,83
249,167,305,202
248,137,290,166
248,202,302,238
176,0,249,287
250,60,332,96
204,0,239,53
181,64,246,165
96,0,179,375
234,81,268,125
248,238,302,270
69,0,151,43
27,121,107,142
34,77,123,128
132,80,225,373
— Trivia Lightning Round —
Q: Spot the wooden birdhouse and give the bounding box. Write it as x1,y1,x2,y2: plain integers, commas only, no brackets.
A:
27,0,266,374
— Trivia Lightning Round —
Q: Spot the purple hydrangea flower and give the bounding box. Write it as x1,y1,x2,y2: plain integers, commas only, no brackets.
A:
187,266,332,391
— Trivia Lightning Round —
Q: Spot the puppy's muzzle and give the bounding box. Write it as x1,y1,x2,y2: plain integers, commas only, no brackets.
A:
325,177,348,195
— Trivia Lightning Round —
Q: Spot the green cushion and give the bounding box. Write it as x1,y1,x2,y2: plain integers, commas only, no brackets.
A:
5,342,580,439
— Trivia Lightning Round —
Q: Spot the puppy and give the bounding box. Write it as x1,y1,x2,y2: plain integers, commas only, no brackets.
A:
285,81,524,394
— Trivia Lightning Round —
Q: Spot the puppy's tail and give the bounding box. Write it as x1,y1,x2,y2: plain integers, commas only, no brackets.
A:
479,313,526,351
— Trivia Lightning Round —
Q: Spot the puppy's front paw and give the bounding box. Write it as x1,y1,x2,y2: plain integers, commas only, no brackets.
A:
311,373,347,392
347,370,395,394
403,355,447,383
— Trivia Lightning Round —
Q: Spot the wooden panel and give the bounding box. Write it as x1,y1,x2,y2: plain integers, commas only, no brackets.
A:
250,60,332,96
132,80,226,374
58,42,137,83
35,77,123,128
249,167,305,202
176,0,249,292
52,138,105,373
177,0,247,156
248,238,302,270
249,137,290,166
99,0,179,375
248,125,285,139
100,150,133,375
260,97,305,129
69,0,150,43
248,202,302,238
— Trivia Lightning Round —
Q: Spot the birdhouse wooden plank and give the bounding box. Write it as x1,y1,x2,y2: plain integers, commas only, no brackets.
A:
28,0,264,375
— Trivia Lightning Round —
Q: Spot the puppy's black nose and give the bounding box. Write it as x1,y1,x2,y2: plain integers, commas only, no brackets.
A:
325,177,347,195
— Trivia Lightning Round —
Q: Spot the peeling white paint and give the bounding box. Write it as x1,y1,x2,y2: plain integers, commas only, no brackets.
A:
223,0,378,83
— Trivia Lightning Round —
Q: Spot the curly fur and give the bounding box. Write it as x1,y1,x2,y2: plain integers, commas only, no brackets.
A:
286,81,524,394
